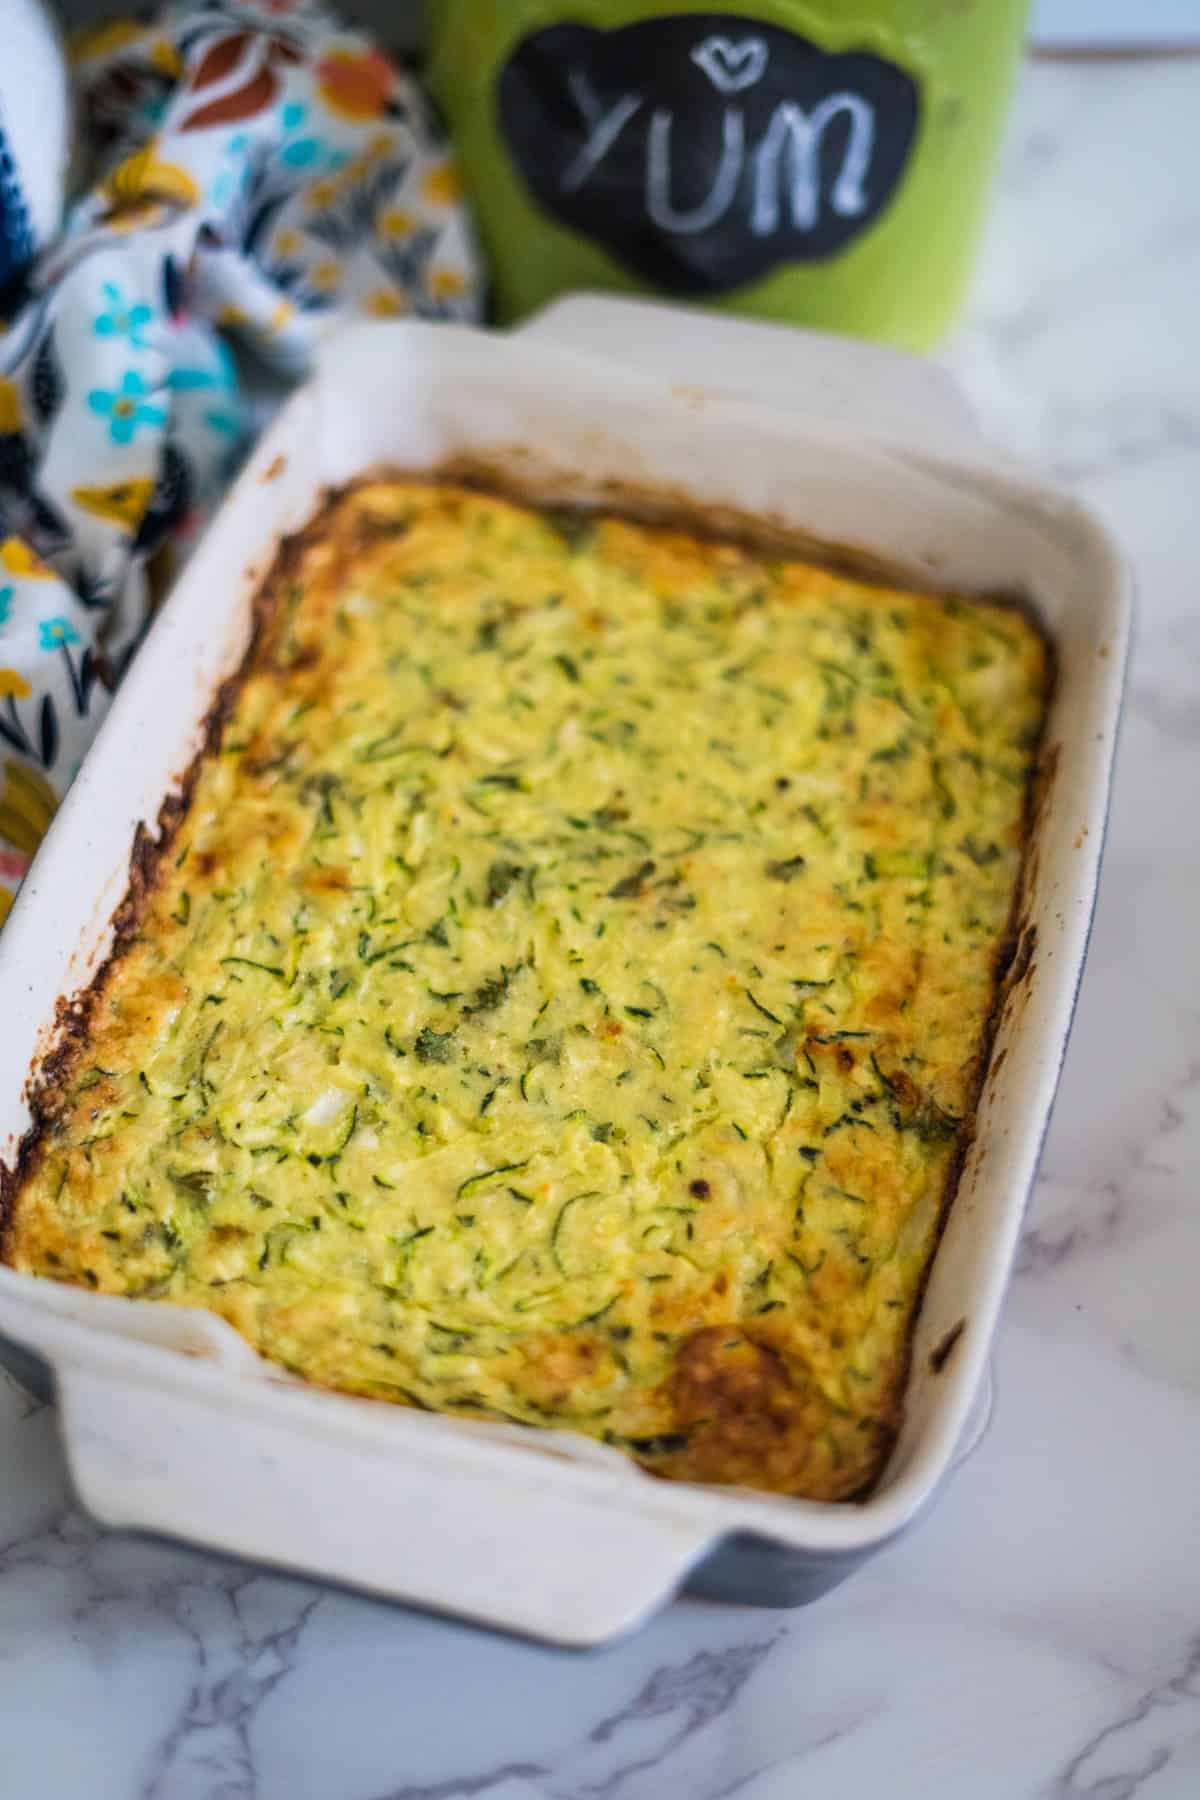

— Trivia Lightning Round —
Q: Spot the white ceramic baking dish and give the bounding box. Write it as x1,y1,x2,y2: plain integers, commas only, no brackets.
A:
0,297,1130,1646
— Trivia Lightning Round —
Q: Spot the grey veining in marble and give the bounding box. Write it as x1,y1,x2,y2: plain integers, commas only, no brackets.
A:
1,52,1199,1800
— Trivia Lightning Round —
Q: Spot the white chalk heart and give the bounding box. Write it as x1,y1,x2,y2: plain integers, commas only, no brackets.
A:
691,34,770,96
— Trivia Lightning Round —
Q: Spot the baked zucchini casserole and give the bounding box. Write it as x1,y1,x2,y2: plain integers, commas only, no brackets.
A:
2,480,1048,1499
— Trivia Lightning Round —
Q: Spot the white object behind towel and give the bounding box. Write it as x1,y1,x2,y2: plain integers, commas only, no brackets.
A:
0,0,71,284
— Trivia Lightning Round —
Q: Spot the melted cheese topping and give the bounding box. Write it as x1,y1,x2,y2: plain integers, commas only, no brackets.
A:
6,481,1047,1498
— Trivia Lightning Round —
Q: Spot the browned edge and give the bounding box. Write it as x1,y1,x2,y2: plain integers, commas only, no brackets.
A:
861,710,1057,1492
929,1317,967,1375
0,491,352,1254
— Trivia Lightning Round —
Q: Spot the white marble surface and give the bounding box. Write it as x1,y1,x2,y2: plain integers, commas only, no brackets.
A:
3,54,1199,1800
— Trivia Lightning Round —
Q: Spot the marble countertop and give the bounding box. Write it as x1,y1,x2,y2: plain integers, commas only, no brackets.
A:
3,53,1198,1800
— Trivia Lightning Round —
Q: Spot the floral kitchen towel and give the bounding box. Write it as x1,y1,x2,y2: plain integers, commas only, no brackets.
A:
0,0,482,924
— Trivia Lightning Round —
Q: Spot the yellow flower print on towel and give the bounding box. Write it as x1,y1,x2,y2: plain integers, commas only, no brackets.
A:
0,378,23,435
0,759,57,859
362,288,408,318
68,17,179,74
0,538,55,580
421,164,463,208
101,145,200,221
71,477,156,533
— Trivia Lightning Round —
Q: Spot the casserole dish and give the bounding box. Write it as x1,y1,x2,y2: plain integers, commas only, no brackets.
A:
0,297,1129,1645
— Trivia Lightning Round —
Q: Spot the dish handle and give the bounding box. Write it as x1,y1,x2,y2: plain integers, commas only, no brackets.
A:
52,1352,716,1648
515,292,986,457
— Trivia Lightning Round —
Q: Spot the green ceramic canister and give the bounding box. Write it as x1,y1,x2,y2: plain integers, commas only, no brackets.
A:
428,1,1031,348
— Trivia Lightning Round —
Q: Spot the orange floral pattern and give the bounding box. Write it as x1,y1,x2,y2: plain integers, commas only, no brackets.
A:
316,46,396,121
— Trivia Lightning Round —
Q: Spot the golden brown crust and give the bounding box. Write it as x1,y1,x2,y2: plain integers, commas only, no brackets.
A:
2,477,1050,1499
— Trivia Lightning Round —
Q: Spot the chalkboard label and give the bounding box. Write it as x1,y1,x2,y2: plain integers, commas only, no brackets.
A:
497,12,921,295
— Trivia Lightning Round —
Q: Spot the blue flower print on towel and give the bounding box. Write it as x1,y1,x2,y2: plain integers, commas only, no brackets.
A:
93,282,154,350
38,616,81,651
0,586,12,627
87,371,167,446
166,367,242,441
278,100,349,173
210,134,260,208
